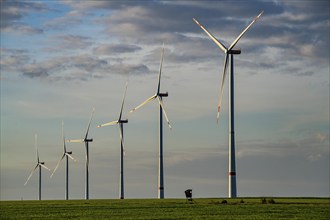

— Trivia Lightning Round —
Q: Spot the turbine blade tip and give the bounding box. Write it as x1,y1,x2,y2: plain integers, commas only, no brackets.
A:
193,18,200,25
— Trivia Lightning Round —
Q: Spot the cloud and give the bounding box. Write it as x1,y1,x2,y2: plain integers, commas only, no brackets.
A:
0,48,30,72
0,0,47,34
43,9,88,31
2,23,44,35
17,54,108,80
4,0,328,82
109,63,150,76
11,52,150,81
44,34,93,52
93,43,142,55
236,131,329,162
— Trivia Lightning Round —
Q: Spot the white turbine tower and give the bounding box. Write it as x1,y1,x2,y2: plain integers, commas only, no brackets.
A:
50,121,76,200
97,82,128,199
67,108,95,200
130,44,172,199
24,134,51,200
193,11,263,198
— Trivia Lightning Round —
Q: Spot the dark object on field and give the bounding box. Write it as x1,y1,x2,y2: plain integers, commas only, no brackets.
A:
221,200,228,204
268,198,276,204
261,197,276,204
185,189,193,202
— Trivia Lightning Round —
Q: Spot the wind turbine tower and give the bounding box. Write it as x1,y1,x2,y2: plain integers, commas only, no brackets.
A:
130,44,172,199
51,121,76,200
193,11,263,198
97,82,129,199
67,108,95,200
24,134,51,200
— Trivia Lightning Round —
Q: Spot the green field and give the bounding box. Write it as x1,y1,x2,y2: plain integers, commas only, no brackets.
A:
1,198,329,219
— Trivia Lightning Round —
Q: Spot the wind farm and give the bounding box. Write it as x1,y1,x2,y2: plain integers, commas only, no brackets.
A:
1,1,329,219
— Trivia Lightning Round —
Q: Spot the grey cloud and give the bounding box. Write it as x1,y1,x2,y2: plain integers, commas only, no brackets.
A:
15,52,150,81
48,0,329,66
2,23,44,34
43,10,86,30
0,1,47,33
94,0,327,66
236,132,329,161
45,34,93,51
70,54,108,72
18,54,109,80
110,63,150,76
61,0,166,11
93,43,142,55
22,68,49,78
0,48,30,72
281,0,329,18
142,36,216,65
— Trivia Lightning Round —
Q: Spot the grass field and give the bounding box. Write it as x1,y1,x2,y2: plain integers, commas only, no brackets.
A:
1,198,329,219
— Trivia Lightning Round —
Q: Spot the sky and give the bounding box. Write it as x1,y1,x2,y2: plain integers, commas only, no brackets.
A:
1,0,329,200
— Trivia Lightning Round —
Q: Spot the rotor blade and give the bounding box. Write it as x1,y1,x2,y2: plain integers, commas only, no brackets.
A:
193,18,227,53
157,96,172,130
217,53,229,123
40,164,51,171
35,134,39,163
157,43,165,94
119,81,128,121
130,95,157,113
228,11,263,51
85,107,95,140
66,139,84,143
24,164,39,186
66,153,77,162
97,120,118,128
50,154,65,178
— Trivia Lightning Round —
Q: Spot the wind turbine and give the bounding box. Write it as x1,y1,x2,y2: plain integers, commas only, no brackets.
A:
50,121,76,200
193,11,263,198
24,134,51,200
97,82,128,199
130,44,172,199
67,108,95,200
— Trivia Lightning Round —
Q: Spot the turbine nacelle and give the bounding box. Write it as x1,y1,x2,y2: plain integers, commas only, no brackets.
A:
227,49,241,54
66,151,72,155
158,92,168,97
85,138,93,142
119,119,128,124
